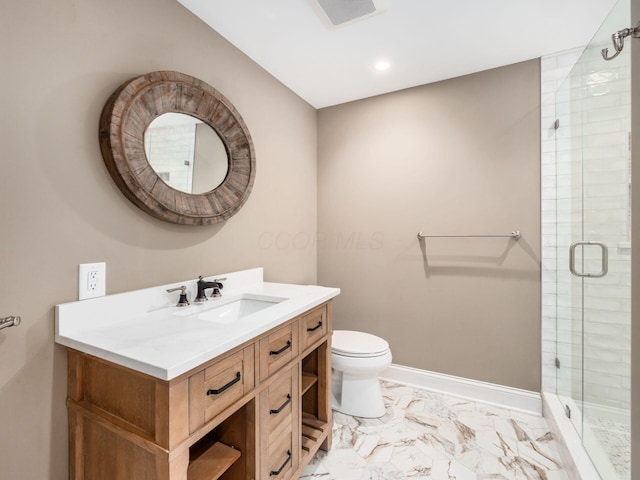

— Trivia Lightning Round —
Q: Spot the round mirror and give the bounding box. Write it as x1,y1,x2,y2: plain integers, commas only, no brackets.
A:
99,71,255,225
144,113,229,194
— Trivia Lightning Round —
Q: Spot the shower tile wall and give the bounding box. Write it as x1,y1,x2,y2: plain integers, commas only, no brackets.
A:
541,47,632,413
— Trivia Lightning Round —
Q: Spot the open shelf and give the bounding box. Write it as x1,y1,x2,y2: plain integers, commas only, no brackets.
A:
301,372,317,396
187,442,241,480
299,412,329,470
300,343,330,454
300,435,314,454
302,412,328,431
301,413,327,444
188,399,254,480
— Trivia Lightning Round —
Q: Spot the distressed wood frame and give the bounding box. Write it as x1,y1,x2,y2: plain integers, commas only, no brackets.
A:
99,71,255,225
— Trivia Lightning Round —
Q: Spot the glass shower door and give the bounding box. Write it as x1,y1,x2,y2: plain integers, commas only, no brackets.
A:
555,0,632,478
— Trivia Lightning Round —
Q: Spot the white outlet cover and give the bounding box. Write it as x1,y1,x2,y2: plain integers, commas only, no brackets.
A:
79,262,106,300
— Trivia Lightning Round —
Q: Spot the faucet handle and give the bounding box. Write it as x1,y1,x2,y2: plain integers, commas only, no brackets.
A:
211,278,225,298
198,276,226,282
166,286,190,307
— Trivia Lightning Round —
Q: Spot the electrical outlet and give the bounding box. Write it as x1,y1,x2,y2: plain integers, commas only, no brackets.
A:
87,270,99,291
79,262,106,300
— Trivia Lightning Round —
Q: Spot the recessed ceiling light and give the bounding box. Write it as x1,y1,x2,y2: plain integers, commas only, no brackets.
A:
374,61,390,71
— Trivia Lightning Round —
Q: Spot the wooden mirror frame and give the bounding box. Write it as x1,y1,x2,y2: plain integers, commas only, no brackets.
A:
99,71,255,225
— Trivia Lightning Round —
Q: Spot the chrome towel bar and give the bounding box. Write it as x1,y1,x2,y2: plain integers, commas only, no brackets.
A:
0,316,21,331
417,231,521,240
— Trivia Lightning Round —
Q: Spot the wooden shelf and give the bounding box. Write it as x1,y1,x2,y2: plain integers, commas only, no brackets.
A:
300,413,329,475
301,424,323,442
301,413,328,448
301,436,314,453
301,372,317,395
302,412,327,432
188,442,241,480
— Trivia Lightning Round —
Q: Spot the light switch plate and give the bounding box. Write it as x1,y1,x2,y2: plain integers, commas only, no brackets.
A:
79,262,106,300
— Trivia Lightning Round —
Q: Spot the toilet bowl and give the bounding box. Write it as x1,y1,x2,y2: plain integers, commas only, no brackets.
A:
331,330,392,418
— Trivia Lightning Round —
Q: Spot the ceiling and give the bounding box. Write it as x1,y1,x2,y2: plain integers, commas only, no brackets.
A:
177,0,617,108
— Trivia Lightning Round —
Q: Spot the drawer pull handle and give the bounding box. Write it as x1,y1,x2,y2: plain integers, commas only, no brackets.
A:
207,372,241,395
270,340,292,356
306,321,323,332
270,394,292,415
270,450,291,477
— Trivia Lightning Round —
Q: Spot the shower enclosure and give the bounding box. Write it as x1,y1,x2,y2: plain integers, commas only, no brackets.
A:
551,0,634,477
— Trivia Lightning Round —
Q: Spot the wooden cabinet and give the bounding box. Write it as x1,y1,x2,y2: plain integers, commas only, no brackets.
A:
66,301,332,480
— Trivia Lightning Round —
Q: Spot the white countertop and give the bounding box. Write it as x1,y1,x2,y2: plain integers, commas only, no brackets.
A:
55,268,340,381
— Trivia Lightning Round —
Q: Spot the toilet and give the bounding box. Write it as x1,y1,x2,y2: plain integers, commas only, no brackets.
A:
331,330,392,418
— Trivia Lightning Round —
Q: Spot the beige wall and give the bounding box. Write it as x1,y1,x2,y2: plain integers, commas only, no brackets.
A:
317,60,541,391
0,0,317,478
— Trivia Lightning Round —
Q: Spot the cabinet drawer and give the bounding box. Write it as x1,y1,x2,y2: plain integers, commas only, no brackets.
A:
259,323,298,382
189,345,255,432
265,370,294,437
266,426,293,480
300,304,327,351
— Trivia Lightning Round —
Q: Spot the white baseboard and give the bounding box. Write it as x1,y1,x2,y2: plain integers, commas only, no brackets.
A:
380,364,542,415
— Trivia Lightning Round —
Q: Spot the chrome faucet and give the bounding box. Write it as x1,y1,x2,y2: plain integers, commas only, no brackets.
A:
195,276,226,302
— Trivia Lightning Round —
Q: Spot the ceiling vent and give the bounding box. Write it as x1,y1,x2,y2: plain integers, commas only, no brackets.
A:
313,0,387,28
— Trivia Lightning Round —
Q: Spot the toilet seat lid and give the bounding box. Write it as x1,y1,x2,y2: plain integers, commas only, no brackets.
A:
332,330,389,357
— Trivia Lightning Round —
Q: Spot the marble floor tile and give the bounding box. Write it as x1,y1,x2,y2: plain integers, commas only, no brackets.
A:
300,381,568,480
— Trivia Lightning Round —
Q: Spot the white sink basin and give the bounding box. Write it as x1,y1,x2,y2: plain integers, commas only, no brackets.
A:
175,294,287,324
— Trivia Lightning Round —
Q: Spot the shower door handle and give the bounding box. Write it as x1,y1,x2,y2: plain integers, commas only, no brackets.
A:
569,241,608,278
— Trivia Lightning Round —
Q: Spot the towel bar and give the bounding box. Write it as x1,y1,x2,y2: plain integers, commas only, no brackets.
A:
417,231,521,240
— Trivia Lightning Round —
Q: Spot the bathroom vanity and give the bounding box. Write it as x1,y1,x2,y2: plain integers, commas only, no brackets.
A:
56,268,339,480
